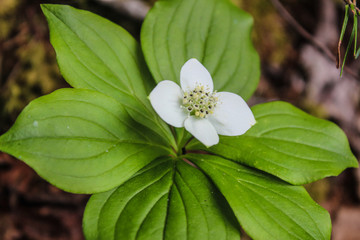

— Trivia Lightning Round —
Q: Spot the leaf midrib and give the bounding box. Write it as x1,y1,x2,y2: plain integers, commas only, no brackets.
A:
207,161,321,240
46,7,174,145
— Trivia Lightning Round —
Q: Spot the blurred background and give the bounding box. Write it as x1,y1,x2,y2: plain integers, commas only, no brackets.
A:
0,0,359,239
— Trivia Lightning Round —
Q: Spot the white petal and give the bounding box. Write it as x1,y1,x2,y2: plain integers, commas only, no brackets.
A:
149,80,188,127
184,117,219,147
208,92,255,136
180,58,214,92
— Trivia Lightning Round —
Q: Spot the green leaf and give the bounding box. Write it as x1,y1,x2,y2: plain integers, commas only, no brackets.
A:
41,4,175,148
83,158,240,240
0,89,170,193
141,0,260,100
188,154,332,240
341,19,355,76
353,6,358,57
339,5,349,49
338,4,349,68
83,188,117,240
189,101,358,185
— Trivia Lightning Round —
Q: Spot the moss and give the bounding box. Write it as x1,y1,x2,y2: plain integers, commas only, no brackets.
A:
231,0,292,66
0,0,23,41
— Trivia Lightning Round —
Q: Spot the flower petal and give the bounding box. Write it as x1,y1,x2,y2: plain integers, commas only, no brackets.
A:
184,117,219,147
208,92,255,136
180,58,213,92
149,80,188,127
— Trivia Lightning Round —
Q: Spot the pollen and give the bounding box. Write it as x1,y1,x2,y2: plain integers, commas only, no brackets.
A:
182,85,218,118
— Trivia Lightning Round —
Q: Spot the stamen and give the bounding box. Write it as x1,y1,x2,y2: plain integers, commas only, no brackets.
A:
181,84,219,119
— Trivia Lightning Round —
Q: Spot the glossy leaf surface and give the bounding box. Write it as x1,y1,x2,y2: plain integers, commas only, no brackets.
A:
189,101,358,185
188,154,331,240
141,0,260,100
0,89,169,193
41,4,174,147
83,158,240,240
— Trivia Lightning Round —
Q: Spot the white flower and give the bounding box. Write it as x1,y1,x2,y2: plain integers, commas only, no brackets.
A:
149,58,256,147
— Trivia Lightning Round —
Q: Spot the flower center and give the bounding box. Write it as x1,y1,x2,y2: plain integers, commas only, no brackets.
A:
182,85,218,118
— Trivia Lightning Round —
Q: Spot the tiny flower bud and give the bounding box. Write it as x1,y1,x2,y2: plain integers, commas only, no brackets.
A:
181,84,219,118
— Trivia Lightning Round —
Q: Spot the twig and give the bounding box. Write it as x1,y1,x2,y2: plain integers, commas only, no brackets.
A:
344,0,360,14
270,0,359,79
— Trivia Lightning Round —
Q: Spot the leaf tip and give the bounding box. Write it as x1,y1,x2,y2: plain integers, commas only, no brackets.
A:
40,3,51,14
350,156,359,168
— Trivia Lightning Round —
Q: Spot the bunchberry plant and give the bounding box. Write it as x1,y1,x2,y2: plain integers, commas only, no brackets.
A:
0,0,358,239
